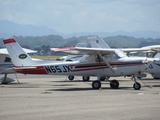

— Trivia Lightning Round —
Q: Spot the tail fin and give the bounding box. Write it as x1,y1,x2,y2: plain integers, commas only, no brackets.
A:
88,35,110,49
3,38,34,67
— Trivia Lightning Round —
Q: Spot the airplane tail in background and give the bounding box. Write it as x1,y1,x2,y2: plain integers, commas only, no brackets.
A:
88,35,111,49
3,38,34,67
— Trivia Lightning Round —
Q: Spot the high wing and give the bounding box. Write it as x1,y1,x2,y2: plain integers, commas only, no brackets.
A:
121,48,151,52
50,43,89,54
62,47,128,58
50,35,160,54
121,45,160,58
72,47,129,72
74,47,115,55
141,45,160,52
50,35,111,54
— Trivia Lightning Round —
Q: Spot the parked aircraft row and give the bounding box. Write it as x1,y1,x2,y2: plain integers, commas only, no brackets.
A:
3,36,159,90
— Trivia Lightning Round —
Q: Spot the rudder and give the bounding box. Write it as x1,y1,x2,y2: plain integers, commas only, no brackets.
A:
3,38,34,67
88,35,110,49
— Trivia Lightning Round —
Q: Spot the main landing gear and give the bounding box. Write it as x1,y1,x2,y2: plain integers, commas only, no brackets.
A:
0,74,16,84
92,81,101,89
91,76,141,90
82,76,90,81
1,74,9,84
92,78,119,89
110,80,119,89
68,75,141,90
68,76,90,81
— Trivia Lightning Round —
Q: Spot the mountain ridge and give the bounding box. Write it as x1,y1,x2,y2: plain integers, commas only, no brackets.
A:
0,20,160,39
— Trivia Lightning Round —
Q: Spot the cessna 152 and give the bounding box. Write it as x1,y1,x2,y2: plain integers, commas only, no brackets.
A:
3,38,151,90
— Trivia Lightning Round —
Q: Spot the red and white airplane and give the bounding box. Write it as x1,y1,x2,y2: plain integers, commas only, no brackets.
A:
3,38,150,90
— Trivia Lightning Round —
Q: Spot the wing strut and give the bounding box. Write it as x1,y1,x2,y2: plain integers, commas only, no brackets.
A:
98,52,115,72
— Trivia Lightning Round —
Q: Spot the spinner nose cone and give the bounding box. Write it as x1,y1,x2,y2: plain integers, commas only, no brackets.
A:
141,59,153,71
142,58,149,64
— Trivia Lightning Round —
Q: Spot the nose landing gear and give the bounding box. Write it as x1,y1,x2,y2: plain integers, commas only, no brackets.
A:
132,76,141,90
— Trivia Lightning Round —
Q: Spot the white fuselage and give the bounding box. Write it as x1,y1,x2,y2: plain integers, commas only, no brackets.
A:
15,56,147,77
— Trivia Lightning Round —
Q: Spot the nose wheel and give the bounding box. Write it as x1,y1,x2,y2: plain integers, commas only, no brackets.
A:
132,76,141,90
133,82,141,90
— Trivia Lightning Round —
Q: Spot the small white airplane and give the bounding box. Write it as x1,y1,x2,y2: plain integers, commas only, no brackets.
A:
0,48,37,84
51,36,160,81
3,38,151,90
85,36,160,79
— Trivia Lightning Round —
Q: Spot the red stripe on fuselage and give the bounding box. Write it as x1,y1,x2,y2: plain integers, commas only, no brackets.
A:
72,63,143,72
70,62,142,67
15,66,47,74
3,38,16,44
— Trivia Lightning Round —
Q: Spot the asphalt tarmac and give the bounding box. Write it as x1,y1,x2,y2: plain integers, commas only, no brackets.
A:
0,74,160,120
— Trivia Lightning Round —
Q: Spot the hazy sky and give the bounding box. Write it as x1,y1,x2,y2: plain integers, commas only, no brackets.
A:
0,0,160,34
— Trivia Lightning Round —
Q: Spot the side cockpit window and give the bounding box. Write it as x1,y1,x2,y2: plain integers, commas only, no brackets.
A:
95,54,111,62
4,57,11,62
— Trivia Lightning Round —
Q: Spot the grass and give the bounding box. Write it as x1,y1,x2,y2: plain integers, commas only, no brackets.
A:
151,92,159,95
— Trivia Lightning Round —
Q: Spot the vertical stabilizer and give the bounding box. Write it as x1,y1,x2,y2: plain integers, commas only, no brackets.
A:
3,38,34,67
88,35,110,49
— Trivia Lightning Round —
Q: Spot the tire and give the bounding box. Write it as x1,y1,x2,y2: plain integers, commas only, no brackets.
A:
92,81,101,89
82,76,90,81
110,80,119,89
133,82,141,90
68,76,74,81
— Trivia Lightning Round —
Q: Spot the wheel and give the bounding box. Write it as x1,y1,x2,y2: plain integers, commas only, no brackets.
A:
133,82,141,90
110,80,119,89
68,76,74,81
92,81,101,89
82,76,90,81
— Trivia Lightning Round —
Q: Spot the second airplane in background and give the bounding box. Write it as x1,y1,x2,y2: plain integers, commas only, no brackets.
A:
0,48,37,84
